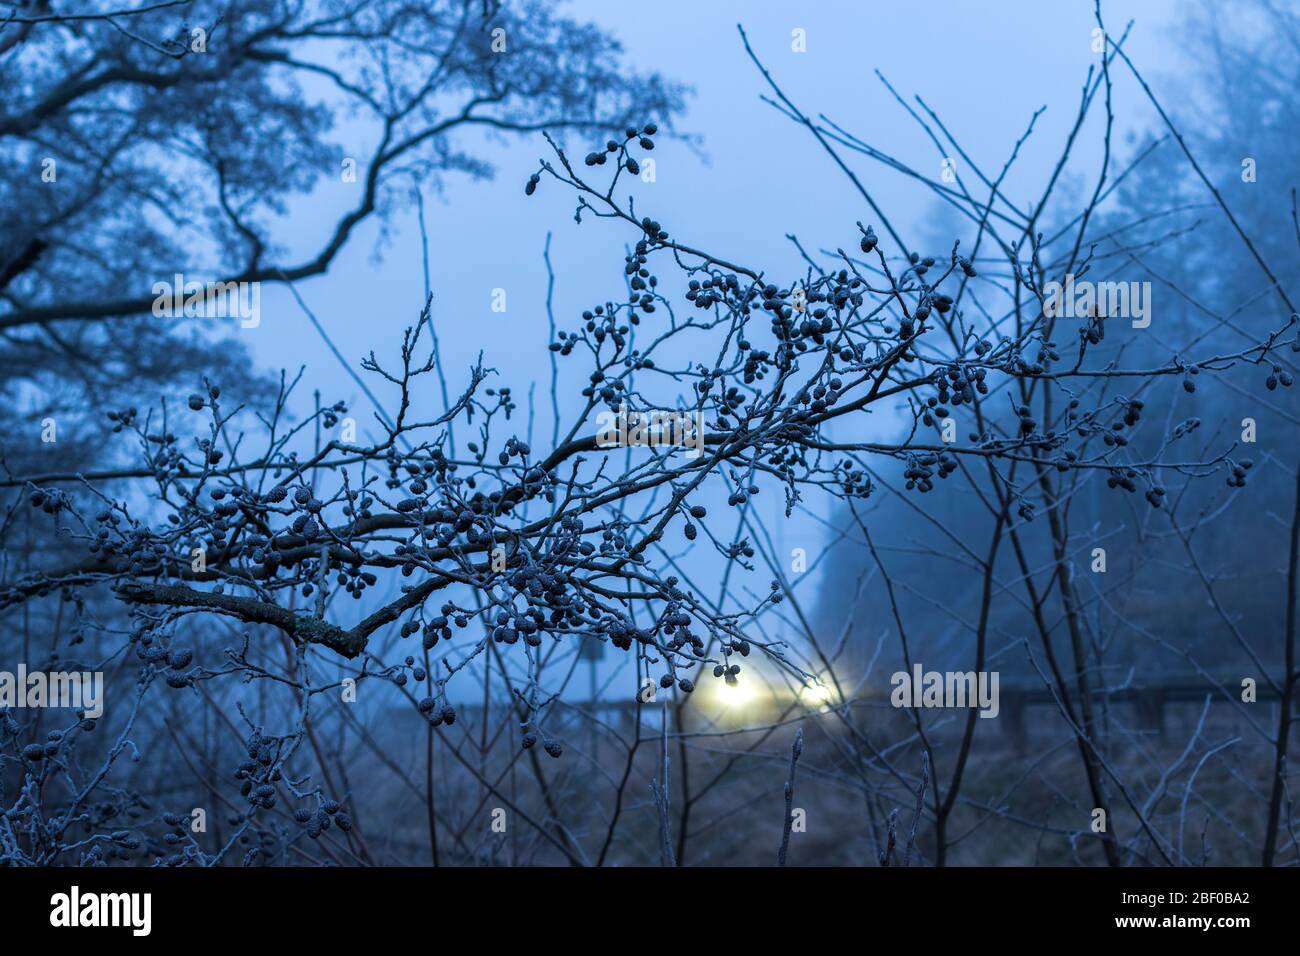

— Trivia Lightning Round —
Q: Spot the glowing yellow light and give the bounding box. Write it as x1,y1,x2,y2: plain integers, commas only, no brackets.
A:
799,681,835,708
719,677,757,707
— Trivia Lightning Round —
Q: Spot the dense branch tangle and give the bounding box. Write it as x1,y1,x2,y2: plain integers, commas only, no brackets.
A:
5,110,1284,744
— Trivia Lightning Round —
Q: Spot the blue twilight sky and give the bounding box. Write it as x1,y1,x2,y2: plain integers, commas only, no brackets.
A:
229,0,1189,687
